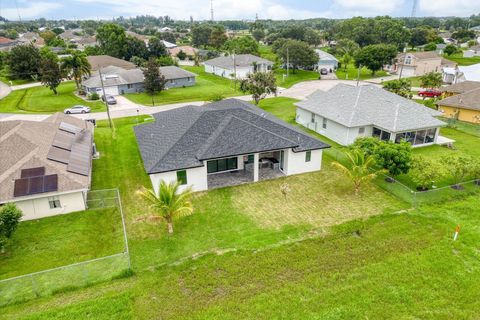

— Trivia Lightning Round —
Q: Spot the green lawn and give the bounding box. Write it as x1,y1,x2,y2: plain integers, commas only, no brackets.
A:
258,44,278,63
0,81,105,113
274,69,319,88
0,68,36,86
443,53,480,66
336,63,388,80
0,208,124,280
124,66,238,106
2,196,480,319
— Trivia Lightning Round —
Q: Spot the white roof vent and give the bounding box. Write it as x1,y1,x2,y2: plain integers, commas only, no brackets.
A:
104,74,119,80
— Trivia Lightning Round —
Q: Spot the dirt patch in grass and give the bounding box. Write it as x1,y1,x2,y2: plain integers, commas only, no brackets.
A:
232,163,407,229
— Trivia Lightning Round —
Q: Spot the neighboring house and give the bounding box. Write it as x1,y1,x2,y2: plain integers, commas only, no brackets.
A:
160,27,173,32
82,65,196,96
17,32,45,47
86,55,136,72
389,52,456,77
161,40,177,49
168,45,198,58
295,84,446,147
437,86,480,124
134,99,330,193
439,81,480,97
0,113,94,220
463,45,480,57
444,63,480,84
315,49,338,73
204,54,273,79
0,36,18,51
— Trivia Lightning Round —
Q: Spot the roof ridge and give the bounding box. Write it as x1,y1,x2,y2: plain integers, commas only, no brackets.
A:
348,85,363,126
392,103,401,132
196,114,234,159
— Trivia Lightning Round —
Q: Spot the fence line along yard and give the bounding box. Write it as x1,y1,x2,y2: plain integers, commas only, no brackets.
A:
0,188,131,307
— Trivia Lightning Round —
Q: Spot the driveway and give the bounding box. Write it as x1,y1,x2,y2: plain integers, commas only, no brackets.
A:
0,81,11,99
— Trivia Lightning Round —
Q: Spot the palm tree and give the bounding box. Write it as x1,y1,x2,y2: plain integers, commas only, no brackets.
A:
341,53,352,71
136,181,193,234
61,52,91,90
332,149,379,195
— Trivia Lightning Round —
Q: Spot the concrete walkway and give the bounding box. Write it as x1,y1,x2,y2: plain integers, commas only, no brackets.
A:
11,82,43,91
0,81,12,99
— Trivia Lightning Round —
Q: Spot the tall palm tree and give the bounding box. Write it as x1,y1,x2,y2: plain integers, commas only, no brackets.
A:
136,181,193,234
61,52,91,90
332,149,380,195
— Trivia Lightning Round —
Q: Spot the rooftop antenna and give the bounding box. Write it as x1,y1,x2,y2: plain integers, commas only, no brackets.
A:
210,0,214,22
411,0,418,18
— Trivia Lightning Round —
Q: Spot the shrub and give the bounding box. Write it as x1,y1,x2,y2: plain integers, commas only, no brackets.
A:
211,94,224,102
441,154,476,188
176,50,187,60
410,156,444,191
89,92,99,100
0,203,22,252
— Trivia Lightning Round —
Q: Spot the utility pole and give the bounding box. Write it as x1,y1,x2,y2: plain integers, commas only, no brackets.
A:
398,45,408,80
98,67,114,130
210,0,214,22
286,47,290,78
356,64,361,86
233,52,237,92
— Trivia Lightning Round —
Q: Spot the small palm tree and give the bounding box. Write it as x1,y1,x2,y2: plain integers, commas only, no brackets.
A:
136,181,193,234
61,52,91,90
332,149,379,195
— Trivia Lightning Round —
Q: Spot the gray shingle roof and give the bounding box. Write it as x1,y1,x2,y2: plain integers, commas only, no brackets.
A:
437,87,480,111
295,84,446,132
440,81,480,94
134,99,330,174
82,66,196,88
204,54,273,69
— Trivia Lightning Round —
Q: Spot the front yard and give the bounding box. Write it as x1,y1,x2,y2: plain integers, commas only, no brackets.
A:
0,81,105,113
336,63,388,80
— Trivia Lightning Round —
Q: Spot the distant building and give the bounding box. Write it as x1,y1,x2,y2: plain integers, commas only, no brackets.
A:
315,49,338,73
204,54,273,79
389,52,456,77
86,55,136,72
438,82,480,124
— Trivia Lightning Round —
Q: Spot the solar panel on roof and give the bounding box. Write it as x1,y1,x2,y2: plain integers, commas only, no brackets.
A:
13,174,58,197
47,146,70,164
21,167,45,178
52,131,74,150
59,122,83,134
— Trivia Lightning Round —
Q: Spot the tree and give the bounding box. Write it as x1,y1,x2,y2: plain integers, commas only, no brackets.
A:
410,27,430,47
61,51,91,89
452,29,476,43
423,42,437,51
251,29,265,42
410,156,444,191
304,28,322,47
148,36,167,57
136,181,193,234
96,23,127,58
335,38,359,56
0,203,22,253
332,149,380,195
341,53,352,71
444,44,459,56
383,78,412,98
208,26,227,49
40,30,57,45
176,50,187,60
420,72,442,89
441,155,475,188
276,39,318,73
143,57,166,105
124,36,148,61
354,44,397,75
223,36,259,55
239,71,277,105
39,56,63,95
191,24,213,47
279,25,307,41
7,44,41,79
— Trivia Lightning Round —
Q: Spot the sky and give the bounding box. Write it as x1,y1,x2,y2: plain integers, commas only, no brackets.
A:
0,0,479,21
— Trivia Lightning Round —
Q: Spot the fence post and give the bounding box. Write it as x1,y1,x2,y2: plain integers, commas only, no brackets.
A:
30,275,39,298
116,188,132,270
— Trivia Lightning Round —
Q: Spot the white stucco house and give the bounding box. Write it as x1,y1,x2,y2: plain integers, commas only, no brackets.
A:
295,84,446,147
443,63,480,84
203,54,273,79
0,114,94,220
134,99,330,193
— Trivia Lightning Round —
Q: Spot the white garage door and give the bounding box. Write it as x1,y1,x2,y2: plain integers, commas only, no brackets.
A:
100,86,119,96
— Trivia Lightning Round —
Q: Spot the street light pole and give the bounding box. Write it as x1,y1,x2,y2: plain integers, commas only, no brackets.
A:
98,66,113,130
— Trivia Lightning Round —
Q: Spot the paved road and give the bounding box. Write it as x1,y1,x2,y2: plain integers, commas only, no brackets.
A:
0,79,374,122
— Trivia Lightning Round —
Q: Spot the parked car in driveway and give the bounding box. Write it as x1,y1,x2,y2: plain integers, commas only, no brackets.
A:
102,95,117,105
320,68,328,75
418,89,442,98
64,105,91,114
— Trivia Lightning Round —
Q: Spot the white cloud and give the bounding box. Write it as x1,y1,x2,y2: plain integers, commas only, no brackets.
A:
74,0,330,20
1,2,62,20
331,0,405,17
418,0,480,16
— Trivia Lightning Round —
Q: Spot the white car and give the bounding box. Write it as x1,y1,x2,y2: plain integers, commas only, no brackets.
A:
64,105,91,114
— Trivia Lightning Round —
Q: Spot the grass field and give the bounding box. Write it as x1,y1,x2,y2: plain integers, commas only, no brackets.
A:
336,63,388,80
0,69,35,86
124,66,238,106
2,195,480,319
0,81,105,113
274,69,319,88
444,53,480,66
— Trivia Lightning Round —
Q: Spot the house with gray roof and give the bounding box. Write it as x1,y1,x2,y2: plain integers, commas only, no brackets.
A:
204,54,273,79
82,65,197,96
0,113,94,220
295,84,446,147
134,99,329,193
315,49,338,73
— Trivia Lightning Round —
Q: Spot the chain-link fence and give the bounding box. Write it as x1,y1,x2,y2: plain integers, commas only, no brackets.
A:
0,188,131,307
325,148,480,207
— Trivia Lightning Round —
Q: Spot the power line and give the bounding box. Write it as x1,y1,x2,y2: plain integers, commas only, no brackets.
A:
411,0,418,18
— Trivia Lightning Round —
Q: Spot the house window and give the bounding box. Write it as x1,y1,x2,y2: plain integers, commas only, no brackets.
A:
405,56,412,65
358,127,365,135
127,84,133,89
395,128,437,146
322,118,328,129
373,127,391,141
176,170,187,185
305,151,311,162
311,113,315,123
207,157,238,174
48,196,61,209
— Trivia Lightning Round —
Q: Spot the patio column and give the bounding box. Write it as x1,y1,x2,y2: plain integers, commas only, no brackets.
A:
253,153,259,182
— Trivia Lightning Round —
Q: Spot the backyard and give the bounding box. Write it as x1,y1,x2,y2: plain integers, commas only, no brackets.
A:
0,81,105,113
444,52,480,66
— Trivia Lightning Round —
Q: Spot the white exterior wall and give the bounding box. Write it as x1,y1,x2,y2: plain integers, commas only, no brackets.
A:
149,165,208,194
204,64,258,79
284,149,322,176
15,191,87,221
